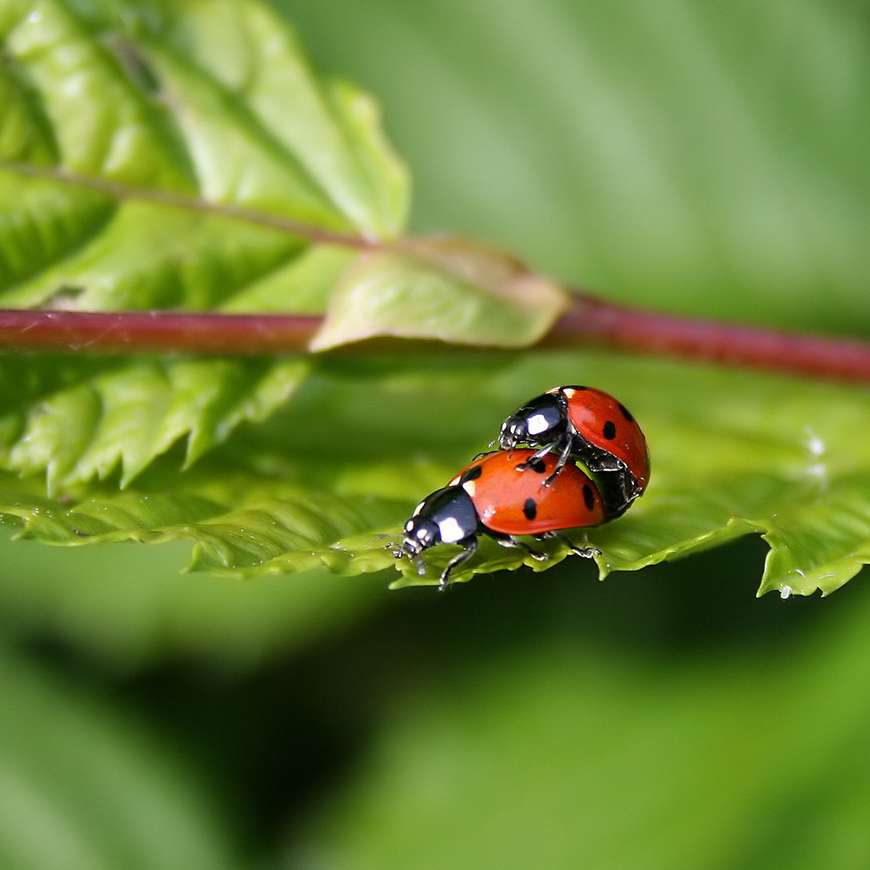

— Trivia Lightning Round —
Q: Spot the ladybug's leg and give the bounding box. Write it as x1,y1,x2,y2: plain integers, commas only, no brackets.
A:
537,531,601,558
515,442,556,472
543,437,575,486
492,533,550,562
439,537,479,591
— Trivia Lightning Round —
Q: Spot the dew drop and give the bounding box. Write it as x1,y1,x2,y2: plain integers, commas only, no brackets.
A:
804,427,826,457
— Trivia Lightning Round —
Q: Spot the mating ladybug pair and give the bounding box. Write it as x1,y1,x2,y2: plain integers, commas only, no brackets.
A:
395,386,650,588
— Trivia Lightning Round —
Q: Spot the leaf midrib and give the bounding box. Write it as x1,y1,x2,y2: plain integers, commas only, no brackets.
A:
0,161,376,250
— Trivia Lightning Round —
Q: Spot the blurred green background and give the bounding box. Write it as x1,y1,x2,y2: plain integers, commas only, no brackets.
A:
2,0,870,867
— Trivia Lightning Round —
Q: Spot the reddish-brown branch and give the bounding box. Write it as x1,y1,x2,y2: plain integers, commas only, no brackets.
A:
0,310,321,354
1,301,869,384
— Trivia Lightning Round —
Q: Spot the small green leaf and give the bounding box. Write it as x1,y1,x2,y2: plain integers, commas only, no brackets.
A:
311,239,569,350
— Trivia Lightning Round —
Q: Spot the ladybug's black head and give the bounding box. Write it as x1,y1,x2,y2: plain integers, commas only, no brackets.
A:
401,515,440,557
397,487,480,570
499,393,566,449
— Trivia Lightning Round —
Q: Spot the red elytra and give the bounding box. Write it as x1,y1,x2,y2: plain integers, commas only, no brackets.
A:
451,449,606,536
553,386,650,491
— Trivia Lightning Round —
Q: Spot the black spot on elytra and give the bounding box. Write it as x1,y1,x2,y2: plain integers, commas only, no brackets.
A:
523,498,537,520
583,484,595,510
461,464,482,483
529,458,547,474
603,420,617,439
618,402,634,422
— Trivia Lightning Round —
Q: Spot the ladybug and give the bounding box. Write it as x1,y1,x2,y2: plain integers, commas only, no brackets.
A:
498,385,649,518
395,449,603,589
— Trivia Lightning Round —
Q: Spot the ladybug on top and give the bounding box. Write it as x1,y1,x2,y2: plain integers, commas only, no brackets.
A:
498,385,649,518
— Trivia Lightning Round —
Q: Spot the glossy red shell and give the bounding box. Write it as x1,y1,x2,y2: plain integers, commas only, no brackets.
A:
451,449,606,535
558,387,650,490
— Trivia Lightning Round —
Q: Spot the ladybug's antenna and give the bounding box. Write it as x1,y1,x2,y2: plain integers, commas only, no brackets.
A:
415,556,427,576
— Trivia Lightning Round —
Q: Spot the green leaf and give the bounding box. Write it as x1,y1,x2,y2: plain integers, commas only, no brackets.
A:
0,649,238,870
1,353,868,596
0,527,384,669
0,0,404,486
0,0,868,600
0,354,309,493
376,355,870,597
0,460,406,577
0,0,572,489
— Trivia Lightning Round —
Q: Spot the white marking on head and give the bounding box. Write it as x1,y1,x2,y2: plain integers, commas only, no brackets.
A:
462,480,477,496
416,527,429,540
527,413,550,435
449,476,461,486
562,388,576,398
412,501,425,516
404,520,414,532
438,516,465,543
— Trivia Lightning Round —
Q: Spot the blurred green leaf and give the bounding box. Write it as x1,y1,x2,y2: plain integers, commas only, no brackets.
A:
0,649,238,870
1,352,868,596
281,0,870,336
0,527,384,669
282,585,870,870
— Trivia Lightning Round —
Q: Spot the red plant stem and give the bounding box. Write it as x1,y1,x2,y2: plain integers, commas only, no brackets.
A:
1,301,869,383
0,310,321,354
